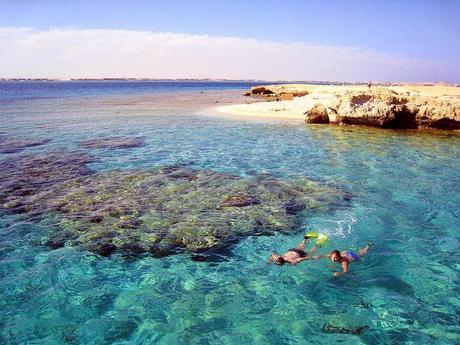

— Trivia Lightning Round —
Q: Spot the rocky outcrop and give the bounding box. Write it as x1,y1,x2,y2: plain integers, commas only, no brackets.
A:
334,89,416,128
305,103,330,124
245,85,309,101
0,151,349,258
244,84,460,130
332,89,460,129
250,87,274,95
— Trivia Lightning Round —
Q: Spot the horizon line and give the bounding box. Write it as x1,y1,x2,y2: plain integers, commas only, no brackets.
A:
0,77,457,87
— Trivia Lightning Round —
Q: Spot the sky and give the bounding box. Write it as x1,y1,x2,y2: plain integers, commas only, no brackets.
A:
0,0,459,82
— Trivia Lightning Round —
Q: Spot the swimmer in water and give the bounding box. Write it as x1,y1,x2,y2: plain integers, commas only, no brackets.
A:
268,235,319,266
314,243,373,276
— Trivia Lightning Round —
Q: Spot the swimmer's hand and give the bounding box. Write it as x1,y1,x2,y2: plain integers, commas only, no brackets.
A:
267,253,277,264
333,271,344,277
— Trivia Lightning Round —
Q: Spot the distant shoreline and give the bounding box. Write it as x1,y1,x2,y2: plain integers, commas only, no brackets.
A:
1,78,458,87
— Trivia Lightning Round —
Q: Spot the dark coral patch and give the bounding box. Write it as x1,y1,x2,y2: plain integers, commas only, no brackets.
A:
321,324,369,335
0,137,51,154
220,194,261,208
79,136,145,150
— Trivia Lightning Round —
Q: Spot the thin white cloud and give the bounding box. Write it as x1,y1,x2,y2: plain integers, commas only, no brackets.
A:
0,27,456,82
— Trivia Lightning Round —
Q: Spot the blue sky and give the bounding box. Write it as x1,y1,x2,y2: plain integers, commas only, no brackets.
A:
1,0,459,81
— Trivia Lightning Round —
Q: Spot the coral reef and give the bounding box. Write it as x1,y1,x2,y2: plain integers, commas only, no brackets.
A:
0,137,51,154
79,136,145,149
321,324,369,335
0,152,348,257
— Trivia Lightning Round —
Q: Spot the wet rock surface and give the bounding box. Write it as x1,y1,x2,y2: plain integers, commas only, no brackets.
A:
79,136,145,149
0,137,51,154
0,152,349,257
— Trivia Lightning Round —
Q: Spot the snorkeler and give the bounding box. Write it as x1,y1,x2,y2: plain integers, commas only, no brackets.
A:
314,243,373,276
268,235,318,266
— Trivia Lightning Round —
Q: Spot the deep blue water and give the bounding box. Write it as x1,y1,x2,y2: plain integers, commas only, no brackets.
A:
0,80,263,101
0,82,459,344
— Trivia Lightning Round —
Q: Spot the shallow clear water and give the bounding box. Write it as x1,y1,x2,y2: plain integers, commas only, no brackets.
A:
1,82,459,344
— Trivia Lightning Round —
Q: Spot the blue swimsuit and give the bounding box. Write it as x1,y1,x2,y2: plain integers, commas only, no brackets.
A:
344,250,360,261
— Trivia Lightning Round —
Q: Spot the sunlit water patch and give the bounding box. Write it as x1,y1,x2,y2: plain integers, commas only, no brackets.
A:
1,82,459,344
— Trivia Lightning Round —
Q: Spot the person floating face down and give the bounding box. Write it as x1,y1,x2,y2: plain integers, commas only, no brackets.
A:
268,235,318,266
315,243,373,276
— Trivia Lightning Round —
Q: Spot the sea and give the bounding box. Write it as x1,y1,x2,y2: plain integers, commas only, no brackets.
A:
0,81,459,344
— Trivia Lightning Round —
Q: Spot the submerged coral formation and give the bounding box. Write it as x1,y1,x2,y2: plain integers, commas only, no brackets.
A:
0,136,51,154
321,324,369,335
79,136,145,149
0,151,348,257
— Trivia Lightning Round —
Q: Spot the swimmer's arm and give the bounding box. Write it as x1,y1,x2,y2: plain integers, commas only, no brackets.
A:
333,261,349,276
311,254,330,260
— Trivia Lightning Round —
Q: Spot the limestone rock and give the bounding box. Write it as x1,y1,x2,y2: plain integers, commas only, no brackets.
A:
248,85,308,101
310,89,459,130
243,84,460,130
305,103,330,124
279,93,294,101
333,90,415,128
250,87,274,95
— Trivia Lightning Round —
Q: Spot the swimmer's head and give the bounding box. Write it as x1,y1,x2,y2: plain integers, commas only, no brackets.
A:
275,257,286,265
330,250,341,262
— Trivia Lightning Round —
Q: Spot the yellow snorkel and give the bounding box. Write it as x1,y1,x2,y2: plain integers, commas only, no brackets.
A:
304,231,329,247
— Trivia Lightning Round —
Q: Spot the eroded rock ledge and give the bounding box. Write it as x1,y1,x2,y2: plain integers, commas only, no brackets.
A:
243,85,460,130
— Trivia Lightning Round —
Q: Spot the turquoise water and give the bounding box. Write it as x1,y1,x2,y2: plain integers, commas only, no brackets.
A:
1,82,459,344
